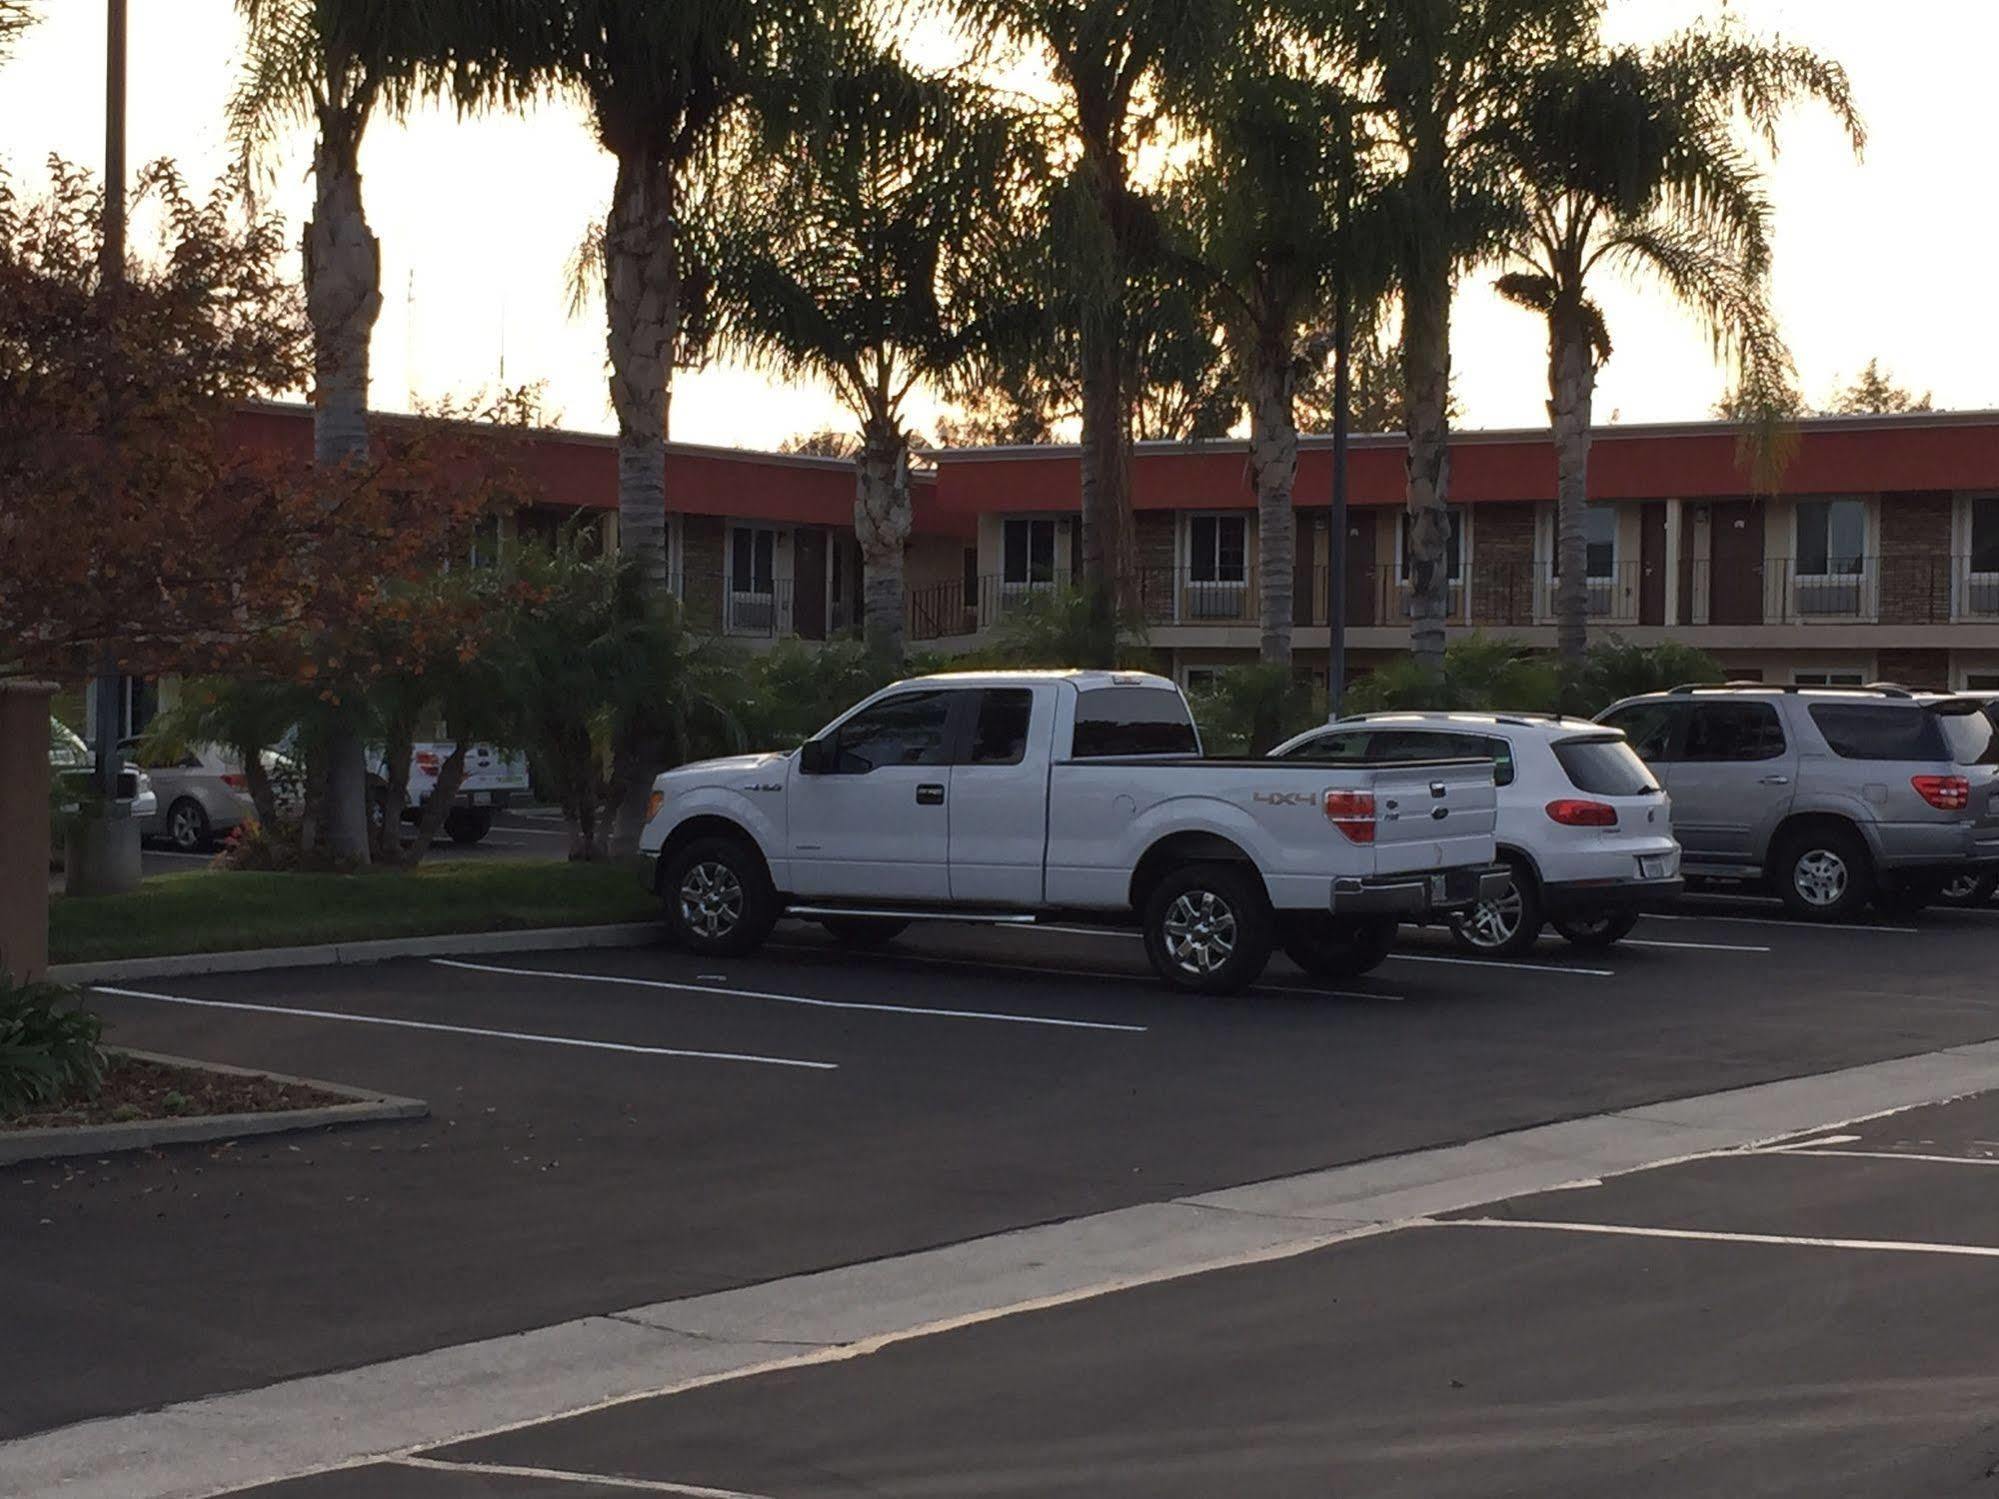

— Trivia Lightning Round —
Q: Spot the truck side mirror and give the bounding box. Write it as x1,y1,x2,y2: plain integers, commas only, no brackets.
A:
798,737,832,776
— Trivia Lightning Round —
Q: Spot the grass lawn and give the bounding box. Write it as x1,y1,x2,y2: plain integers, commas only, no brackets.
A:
50,859,659,965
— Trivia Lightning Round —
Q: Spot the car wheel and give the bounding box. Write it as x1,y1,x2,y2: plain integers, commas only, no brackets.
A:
367,789,390,838
1281,915,1397,981
819,916,910,949
1773,826,1873,921
1447,855,1543,958
445,809,494,845
1937,871,1998,908
166,797,212,853
661,836,777,958
1550,909,1639,949
1142,862,1273,995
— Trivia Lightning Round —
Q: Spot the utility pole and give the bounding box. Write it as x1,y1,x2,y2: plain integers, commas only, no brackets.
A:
1326,115,1352,722
92,0,127,799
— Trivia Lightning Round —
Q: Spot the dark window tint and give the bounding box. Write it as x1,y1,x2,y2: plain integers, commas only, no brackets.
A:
1363,730,1514,785
832,691,954,772
1070,688,1199,758
1598,702,1681,762
1555,736,1660,796
1277,731,1371,763
1683,702,1786,762
967,689,1034,766
1808,704,1949,762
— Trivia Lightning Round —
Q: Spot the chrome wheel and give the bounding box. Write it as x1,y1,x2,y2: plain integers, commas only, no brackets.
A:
168,801,205,852
1162,889,1238,977
1942,872,1983,901
678,861,745,939
1460,880,1524,949
1793,849,1849,908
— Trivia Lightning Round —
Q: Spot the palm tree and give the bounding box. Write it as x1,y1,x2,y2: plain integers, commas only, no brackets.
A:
948,0,1230,664
1498,29,1862,664
0,2,35,65
230,1,494,862
1172,8,1378,665
1352,0,1598,672
715,44,1031,665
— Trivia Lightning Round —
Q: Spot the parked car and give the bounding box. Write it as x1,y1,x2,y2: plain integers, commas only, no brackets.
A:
366,742,531,845
1923,691,1999,907
1270,712,1681,956
637,670,1506,993
49,717,154,821
119,737,268,852
1595,684,1999,921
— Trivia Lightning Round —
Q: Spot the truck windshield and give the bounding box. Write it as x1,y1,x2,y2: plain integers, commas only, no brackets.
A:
1071,688,1199,758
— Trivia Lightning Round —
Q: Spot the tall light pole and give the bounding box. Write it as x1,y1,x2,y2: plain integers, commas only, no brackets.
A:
91,0,127,798
1326,113,1352,723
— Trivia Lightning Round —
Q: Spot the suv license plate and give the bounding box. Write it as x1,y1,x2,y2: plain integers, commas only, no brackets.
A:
1638,855,1666,880
471,791,491,806
1430,873,1449,903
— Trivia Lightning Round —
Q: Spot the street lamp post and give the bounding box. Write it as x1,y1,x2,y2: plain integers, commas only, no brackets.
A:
91,0,127,799
1326,117,1352,724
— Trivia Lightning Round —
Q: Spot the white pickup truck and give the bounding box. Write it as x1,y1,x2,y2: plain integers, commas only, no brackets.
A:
639,670,1503,993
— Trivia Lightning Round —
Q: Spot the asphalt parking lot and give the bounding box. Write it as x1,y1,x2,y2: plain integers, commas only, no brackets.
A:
5,895,1999,1495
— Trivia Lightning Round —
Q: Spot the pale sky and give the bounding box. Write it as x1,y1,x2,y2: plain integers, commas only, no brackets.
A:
2,0,1994,448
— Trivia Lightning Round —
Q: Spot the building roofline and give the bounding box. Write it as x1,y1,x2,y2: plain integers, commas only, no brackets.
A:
929,408,1999,463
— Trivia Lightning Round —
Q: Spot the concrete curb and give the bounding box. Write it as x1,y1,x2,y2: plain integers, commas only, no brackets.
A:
47,922,663,986
0,1048,428,1167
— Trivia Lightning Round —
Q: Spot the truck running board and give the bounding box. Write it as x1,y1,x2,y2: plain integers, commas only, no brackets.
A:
785,905,1041,925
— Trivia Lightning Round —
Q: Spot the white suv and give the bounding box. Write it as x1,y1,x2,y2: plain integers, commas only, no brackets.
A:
1270,712,1682,956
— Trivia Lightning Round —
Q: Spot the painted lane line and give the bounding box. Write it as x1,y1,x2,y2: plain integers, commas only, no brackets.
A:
1768,1133,1863,1150
1447,1216,1999,1260
766,939,1406,1003
1622,937,1772,954
1383,951,1614,977
396,1456,775,1497
1767,1147,1999,1168
432,957,1149,1034
1645,912,1920,935
90,986,837,1071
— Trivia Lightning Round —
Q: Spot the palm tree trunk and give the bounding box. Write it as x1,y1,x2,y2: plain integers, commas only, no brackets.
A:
604,151,678,592
1246,338,1297,664
1549,312,1596,667
1077,315,1131,667
1402,255,1454,673
305,108,381,866
855,415,911,666
402,744,469,868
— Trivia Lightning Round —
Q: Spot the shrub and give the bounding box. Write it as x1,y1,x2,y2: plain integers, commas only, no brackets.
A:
970,584,1152,670
0,973,106,1116
1344,635,1563,716
1188,664,1326,756
1567,637,1724,716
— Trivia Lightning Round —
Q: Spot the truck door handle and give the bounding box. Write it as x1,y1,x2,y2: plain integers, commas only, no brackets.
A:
1760,775,1790,785
916,783,945,806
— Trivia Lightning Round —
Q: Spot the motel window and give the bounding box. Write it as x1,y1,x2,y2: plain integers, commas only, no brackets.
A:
1549,504,1618,581
1401,506,1465,582
730,526,777,595
1188,515,1248,584
1793,671,1866,687
1971,497,1999,575
1795,498,1867,577
1003,518,1057,585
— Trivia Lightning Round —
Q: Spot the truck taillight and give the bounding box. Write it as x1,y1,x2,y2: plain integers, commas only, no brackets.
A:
414,751,442,774
644,790,665,825
1546,798,1618,827
1324,789,1376,844
1912,775,1971,811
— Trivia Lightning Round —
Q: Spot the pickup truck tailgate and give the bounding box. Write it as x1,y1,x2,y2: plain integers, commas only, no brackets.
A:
1366,761,1499,873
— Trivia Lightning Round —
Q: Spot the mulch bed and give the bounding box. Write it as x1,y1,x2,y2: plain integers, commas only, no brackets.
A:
2,1056,346,1132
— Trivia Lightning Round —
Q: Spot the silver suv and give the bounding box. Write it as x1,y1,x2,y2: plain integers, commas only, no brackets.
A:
1595,685,1999,921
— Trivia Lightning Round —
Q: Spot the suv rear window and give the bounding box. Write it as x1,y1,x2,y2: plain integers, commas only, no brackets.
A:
1808,704,1950,762
1071,687,1199,758
1936,709,1997,767
1554,736,1660,797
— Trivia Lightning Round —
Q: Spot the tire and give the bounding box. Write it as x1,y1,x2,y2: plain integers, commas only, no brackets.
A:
1771,824,1874,921
1141,862,1274,995
165,796,212,853
445,808,494,845
660,835,778,958
1937,871,1998,909
1447,854,1543,958
1281,915,1397,981
819,916,910,949
366,789,390,838
1550,908,1640,949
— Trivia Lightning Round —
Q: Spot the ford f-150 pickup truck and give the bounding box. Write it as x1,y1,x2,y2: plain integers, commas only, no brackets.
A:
638,670,1505,993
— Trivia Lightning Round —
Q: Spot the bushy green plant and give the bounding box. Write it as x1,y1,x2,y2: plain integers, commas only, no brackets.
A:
728,639,899,753
970,584,1152,670
1345,635,1563,716
1187,663,1326,756
1566,637,1724,716
0,973,106,1116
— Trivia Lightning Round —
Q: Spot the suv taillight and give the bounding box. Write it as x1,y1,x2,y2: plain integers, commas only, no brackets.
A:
1912,775,1971,811
1546,798,1618,827
1323,789,1376,844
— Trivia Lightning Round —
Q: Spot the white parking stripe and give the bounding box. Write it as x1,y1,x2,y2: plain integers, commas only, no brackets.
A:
766,939,1407,1003
1384,952,1614,977
90,985,837,1071
1448,1217,1999,1259
1767,1147,1999,1168
1645,912,1920,935
142,849,211,861
1622,937,1772,953
395,1456,772,1497
432,958,1149,1034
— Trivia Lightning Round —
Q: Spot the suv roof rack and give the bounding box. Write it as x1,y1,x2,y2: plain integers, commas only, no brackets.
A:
1666,681,1913,699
